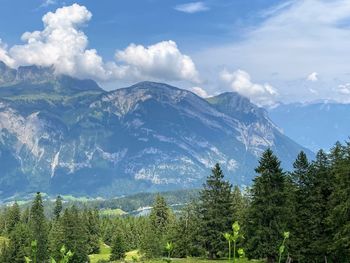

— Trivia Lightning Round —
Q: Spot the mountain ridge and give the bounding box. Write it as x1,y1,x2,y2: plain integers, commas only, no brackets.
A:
0,62,312,198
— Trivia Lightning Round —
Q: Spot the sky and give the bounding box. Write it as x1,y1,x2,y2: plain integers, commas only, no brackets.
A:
1,0,350,106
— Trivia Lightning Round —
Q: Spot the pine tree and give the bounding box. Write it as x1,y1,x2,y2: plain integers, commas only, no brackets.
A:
110,231,126,261
60,206,89,263
231,186,248,224
5,202,21,234
199,163,233,259
307,149,333,261
245,149,290,263
328,141,350,261
149,194,171,232
171,202,203,257
29,192,48,262
3,223,31,263
84,208,100,254
53,196,63,220
289,151,312,261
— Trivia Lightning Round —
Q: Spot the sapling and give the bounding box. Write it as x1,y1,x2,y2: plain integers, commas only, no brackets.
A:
224,222,244,263
164,242,174,263
223,232,232,263
50,245,74,263
25,240,38,263
237,248,245,259
231,222,243,263
278,231,290,263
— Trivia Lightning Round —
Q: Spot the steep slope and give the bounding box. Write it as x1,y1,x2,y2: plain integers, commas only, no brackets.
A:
269,102,350,152
0,63,311,198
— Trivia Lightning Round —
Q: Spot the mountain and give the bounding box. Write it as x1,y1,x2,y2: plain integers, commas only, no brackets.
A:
269,102,350,152
0,62,311,198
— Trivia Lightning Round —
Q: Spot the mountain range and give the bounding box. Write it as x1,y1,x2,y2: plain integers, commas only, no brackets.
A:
0,61,311,198
269,102,350,152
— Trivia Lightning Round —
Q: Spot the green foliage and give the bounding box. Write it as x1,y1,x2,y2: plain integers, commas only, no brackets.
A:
245,149,290,262
29,193,48,262
50,245,74,263
198,163,233,259
278,232,289,263
110,232,126,261
53,196,63,220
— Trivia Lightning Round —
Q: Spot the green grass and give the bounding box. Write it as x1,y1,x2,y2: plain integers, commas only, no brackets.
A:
89,241,111,263
100,208,127,216
89,243,263,263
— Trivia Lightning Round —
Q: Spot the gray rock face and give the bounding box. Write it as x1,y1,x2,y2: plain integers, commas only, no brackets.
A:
0,63,311,198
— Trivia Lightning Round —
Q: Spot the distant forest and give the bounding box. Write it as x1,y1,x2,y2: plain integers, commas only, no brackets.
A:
0,140,350,263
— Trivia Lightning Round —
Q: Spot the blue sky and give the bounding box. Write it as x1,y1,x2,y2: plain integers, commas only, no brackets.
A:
1,0,350,106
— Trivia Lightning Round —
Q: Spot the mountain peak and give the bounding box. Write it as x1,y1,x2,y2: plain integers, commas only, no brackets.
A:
207,92,268,123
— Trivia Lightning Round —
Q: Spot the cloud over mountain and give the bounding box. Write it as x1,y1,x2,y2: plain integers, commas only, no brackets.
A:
0,4,200,84
220,69,278,106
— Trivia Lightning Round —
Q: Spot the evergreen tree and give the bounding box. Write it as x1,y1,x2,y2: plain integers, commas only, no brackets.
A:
48,219,65,261
29,192,48,262
328,141,350,261
60,206,89,263
245,149,290,263
53,196,63,220
3,223,31,263
171,202,203,257
84,208,100,254
149,194,171,232
231,186,248,224
5,202,21,234
289,151,312,261
110,231,126,261
307,149,333,261
198,163,233,259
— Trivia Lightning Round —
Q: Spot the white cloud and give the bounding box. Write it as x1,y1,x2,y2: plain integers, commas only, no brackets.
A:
174,2,209,14
195,0,350,103
337,83,350,95
0,40,15,67
40,0,56,7
116,41,200,83
0,4,200,84
191,86,208,97
307,72,318,82
220,69,278,106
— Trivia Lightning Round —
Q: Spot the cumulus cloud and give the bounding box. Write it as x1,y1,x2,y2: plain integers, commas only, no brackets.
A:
0,4,200,84
174,2,209,14
307,72,318,82
191,86,209,97
0,40,15,67
220,69,278,106
116,41,200,83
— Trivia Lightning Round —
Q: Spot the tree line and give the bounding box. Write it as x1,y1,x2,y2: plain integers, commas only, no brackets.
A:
0,140,349,262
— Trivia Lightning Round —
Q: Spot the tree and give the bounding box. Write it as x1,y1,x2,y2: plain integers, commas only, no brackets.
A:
245,149,290,263
5,202,21,234
231,186,248,224
59,207,89,263
328,141,350,261
170,202,203,258
82,208,100,254
2,223,30,263
198,163,233,259
289,151,312,261
149,194,171,232
110,231,126,261
29,192,48,262
53,196,63,220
